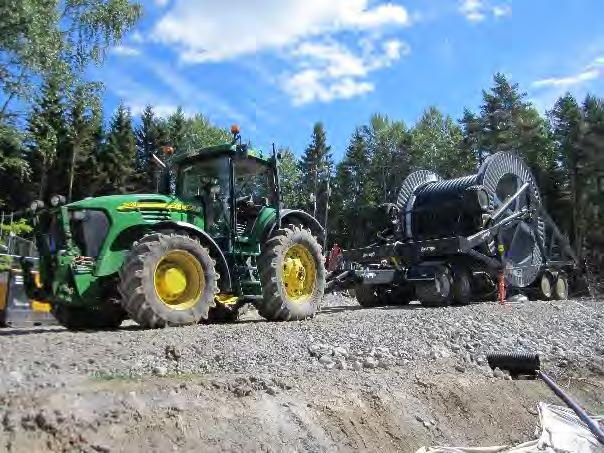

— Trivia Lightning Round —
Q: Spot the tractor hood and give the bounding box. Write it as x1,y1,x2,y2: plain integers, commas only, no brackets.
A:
67,194,201,214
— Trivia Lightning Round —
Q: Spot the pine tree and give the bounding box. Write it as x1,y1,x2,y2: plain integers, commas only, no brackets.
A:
167,107,186,152
65,83,103,201
331,128,372,247
27,73,69,201
135,105,166,191
549,93,584,242
581,95,604,273
299,122,333,212
99,103,136,193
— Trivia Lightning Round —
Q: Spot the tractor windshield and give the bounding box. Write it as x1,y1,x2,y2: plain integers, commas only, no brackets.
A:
178,157,232,235
233,157,276,204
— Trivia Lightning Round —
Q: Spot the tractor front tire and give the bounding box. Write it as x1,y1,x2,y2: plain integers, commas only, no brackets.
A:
52,302,126,331
257,226,325,321
119,233,218,328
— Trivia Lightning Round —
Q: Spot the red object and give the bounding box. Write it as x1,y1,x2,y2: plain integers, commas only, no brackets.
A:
327,244,342,272
498,272,506,305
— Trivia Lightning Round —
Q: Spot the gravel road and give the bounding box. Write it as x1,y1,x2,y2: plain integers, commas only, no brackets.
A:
0,295,603,452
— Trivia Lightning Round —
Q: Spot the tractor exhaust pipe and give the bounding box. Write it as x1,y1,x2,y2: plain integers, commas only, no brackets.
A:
486,352,604,444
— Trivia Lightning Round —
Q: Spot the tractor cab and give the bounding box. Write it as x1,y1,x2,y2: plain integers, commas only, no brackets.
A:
174,128,279,251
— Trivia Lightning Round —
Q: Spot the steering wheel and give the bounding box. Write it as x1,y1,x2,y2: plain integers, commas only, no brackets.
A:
236,195,254,206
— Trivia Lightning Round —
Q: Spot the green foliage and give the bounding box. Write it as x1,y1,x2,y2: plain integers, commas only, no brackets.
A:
277,147,303,208
299,122,333,209
0,0,141,120
135,105,167,191
410,106,472,178
0,122,29,209
99,102,137,193
180,113,230,151
26,72,69,201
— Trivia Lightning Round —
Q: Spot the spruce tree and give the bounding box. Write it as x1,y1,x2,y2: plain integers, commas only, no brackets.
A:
100,103,136,193
299,122,333,211
65,83,103,200
167,107,186,152
135,105,165,191
27,73,68,201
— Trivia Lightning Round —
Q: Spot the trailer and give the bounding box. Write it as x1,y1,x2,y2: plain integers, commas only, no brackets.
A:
326,152,584,306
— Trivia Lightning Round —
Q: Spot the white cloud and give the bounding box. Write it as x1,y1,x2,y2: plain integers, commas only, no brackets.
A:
282,39,408,105
130,31,145,44
459,0,511,22
492,5,511,17
153,0,409,63
110,45,141,57
532,57,604,88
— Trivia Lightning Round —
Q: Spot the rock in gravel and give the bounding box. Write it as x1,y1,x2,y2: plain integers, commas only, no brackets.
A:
493,367,505,379
351,360,362,371
153,366,168,377
455,364,465,373
318,355,334,366
333,346,348,358
363,357,378,369
335,359,347,370
165,345,182,360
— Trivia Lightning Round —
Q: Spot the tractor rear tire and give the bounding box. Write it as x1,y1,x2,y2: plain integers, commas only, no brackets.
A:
118,233,218,328
52,302,126,331
257,225,325,321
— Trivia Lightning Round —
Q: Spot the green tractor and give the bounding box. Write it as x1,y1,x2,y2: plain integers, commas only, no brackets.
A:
21,128,326,329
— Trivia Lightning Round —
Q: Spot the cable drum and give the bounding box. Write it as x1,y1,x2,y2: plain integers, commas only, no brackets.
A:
395,151,545,288
476,152,544,287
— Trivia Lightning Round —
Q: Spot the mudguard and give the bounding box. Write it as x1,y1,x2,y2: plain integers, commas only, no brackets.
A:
278,209,325,244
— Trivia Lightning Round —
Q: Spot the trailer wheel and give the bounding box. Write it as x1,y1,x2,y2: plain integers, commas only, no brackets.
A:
119,233,219,328
354,284,381,307
452,268,472,305
387,285,414,305
553,273,568,300
52,302,126,331
416,267,453,307
537,272,554,300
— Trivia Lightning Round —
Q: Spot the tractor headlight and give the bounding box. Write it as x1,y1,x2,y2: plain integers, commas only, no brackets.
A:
30,200,45,213
50,194,66,207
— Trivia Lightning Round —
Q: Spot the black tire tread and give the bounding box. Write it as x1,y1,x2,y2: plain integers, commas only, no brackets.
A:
118,233,219,328
257,225,325,321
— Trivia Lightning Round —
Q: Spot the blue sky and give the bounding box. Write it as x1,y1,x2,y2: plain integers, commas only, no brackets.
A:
92,0,604,160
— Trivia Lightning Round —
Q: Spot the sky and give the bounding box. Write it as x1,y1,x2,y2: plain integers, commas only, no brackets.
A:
92,0,604,160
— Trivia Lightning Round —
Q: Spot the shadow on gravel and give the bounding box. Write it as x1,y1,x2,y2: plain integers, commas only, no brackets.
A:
0,324,146,336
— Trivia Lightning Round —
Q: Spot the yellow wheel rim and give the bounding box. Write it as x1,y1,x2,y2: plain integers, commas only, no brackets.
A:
282,244,317,303
154,250,204,310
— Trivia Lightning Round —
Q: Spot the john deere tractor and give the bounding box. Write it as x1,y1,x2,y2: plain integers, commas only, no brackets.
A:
21,128,326,329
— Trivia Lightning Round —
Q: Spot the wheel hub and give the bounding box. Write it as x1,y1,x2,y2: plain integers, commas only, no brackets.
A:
282,244,316,302
154,250,204,310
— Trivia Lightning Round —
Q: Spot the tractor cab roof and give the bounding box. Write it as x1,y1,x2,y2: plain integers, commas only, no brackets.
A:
173,142,273,172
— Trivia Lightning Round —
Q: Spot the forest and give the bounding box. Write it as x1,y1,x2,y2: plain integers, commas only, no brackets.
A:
0,1,602,280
